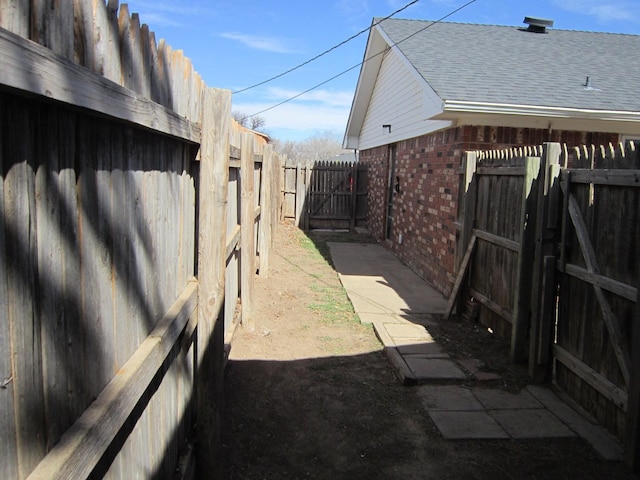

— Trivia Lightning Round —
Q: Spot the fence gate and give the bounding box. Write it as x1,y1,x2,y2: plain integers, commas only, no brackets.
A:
453,142,640,465
552,144,640,444
281,161,367,230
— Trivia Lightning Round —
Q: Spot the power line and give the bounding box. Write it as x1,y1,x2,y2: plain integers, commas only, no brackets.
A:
232,0,420,95
249,0,477,118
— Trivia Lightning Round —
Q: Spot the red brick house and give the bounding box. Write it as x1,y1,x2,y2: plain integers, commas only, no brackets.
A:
343,17,640,296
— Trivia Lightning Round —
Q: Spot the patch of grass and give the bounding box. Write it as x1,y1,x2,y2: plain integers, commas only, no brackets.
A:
298,234,325,261
308,286,358,325
293,227,368,329
309,283,329,293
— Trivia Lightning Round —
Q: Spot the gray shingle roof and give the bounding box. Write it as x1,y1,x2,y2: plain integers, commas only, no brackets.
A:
376,18,640,112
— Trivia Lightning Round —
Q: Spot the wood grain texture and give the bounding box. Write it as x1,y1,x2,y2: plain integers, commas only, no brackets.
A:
0,28,200,143
240,133,256,330
26,281,197,480
196,87,231,478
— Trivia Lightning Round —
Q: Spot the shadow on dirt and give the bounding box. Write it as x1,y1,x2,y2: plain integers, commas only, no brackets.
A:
222,351,636,480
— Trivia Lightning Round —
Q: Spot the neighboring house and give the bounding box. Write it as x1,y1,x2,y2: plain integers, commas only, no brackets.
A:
343,16,640,295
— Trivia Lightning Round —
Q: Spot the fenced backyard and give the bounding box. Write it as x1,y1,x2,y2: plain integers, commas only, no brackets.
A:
0,2,280,479
451,141,640,467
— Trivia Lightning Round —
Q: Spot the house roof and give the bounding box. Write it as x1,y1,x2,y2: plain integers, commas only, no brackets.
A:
344,18,640,149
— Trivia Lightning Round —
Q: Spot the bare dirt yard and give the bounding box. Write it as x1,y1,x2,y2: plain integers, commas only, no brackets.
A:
222,223,637,480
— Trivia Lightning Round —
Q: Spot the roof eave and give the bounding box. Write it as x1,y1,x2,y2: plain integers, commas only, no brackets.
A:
433,101,640,134
436,100,640,123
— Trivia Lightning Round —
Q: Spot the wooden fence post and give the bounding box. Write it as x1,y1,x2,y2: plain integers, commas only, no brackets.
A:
455,151,477,315
196,87,231,479
295,164,305,227
349,162,358,232
511,156,542,363
528,142,561,381
258,144,273,277
240,132,255,330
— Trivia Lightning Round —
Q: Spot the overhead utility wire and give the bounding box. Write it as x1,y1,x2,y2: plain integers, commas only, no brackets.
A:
232,0,420,94
249,0,477,117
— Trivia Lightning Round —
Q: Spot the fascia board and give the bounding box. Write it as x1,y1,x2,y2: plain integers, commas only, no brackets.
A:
437,100,640,123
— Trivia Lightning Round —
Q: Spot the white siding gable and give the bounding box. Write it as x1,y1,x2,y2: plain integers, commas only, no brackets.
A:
359,47,450,150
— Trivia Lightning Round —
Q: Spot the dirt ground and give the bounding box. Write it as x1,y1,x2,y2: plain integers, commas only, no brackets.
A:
222,223,637,480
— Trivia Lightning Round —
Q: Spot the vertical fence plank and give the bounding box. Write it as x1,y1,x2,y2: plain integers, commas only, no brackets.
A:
240,133,255,330
258,145,273,276
511,156,541,362
196,87,231,478
529,142,561,381
456,151,477,315
35,107,77,453
0,96,19,480
104,0,123,85
295,164,303,226
5,101,46,478
31,0,74,59
0,0,29,37
350,162,358,232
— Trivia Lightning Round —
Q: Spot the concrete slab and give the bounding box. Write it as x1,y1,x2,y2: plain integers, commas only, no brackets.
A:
458,359,502,381
372,320,394,346
384,323,432,339
328,242,448,315
526,386,623,460
398,313,440,327
396,342,446,356
416,385,484,411
428,411,509,439
358,312,401,325
473,388,543,410
373,321,444,354
384,347,416,386
489,409,576,439
405,357,467,381
360,312,437,327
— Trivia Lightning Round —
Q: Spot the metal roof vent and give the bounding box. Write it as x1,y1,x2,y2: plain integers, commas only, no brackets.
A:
522,16,554,33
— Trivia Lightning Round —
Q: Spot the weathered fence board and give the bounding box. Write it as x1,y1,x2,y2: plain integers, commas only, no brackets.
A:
455,141,640,463
555,142,640,442
1,2,281,478
27,281,197,480
0,28,201,143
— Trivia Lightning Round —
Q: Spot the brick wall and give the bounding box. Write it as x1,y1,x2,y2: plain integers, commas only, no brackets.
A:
359,125,619,296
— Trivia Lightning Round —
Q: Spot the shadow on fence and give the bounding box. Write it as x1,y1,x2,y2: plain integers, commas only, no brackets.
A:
1,2,281,479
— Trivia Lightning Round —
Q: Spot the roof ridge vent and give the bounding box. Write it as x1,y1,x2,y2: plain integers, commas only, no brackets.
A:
522,16,554,33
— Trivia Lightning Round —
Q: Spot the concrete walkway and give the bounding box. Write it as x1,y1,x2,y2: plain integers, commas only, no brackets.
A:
327,241,623,461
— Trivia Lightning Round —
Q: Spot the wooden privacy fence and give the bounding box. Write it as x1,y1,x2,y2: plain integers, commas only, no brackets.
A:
281,161,367,230
450,141,640,467
0,2,280,479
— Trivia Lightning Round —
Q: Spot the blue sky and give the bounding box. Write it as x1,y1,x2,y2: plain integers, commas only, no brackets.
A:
123,0,640,142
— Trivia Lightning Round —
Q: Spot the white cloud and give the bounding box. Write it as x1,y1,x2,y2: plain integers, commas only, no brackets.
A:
232,99,351,139
264,87,354,107
552,0,636,22
220,32,300,53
